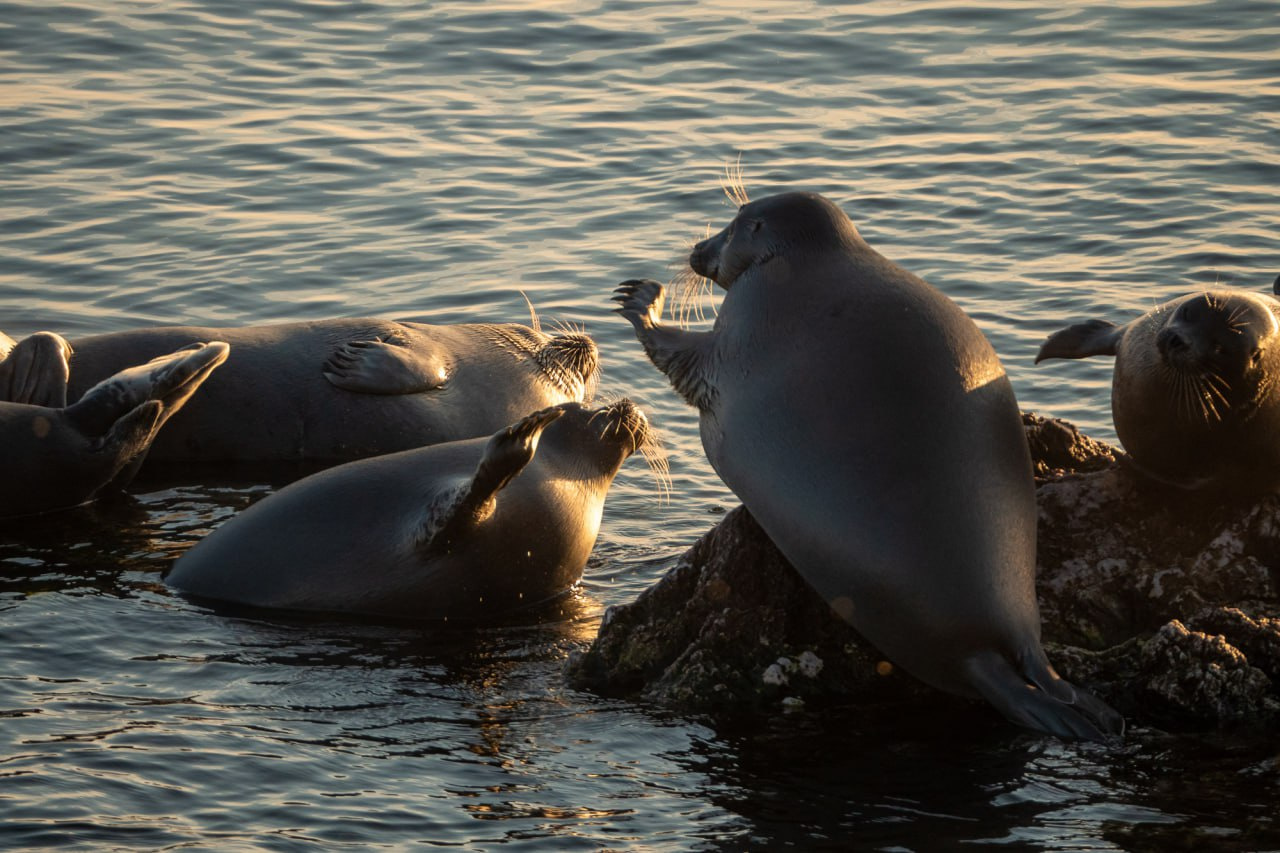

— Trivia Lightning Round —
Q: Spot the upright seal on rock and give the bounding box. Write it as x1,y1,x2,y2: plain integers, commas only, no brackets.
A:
613,190,1123,740
29,317,598,466
0,331,228,518
1037,279,1280,493
167,399,654,621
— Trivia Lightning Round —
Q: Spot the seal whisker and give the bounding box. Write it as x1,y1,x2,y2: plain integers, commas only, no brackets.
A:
1172,368,1202,424
637,425,671,501
519,290,541,335
549,318,587,337
721,154,749,208
668,230,717,329
1201,370,1231,421
1186,372,1209,422
1191,373,1216,422
1196,375,1221,422
1225,304,1248,332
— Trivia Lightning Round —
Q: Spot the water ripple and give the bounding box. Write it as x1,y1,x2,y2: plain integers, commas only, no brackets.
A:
2,0,1279,848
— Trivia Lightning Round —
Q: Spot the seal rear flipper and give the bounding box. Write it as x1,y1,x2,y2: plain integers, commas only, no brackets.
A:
92,399,166,494
612,280,717,409
418,405,567,554
0,331,72,407
964,650,1124,742
1034,319,1123,364
66,341,228,435
324,333,451,395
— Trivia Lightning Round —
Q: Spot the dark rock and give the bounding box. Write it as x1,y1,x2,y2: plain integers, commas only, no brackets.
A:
568,507,932,714
567,414,1280,732
1022,412,1122,479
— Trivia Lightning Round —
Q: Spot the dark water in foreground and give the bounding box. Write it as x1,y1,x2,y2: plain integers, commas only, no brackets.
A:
2,0,1279,848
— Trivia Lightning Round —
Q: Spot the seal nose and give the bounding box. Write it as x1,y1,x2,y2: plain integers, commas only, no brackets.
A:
1156,326,1195,367
596,398,650,450
690,229,726,281
689,242,713,279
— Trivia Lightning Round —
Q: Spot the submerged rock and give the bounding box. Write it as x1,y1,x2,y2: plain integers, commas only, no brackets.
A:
567,414,1280,732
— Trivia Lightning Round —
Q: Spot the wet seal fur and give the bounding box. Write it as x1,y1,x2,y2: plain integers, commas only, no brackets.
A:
35,318,598,466
1036,277,1280,493
0,331,228,518
167,399,652,621
613,190,1123,740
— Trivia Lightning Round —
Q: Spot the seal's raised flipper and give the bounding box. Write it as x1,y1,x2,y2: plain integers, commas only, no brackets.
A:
1034,319,1124,364
963,649,1124,742
613,279,717,409
67,341,229,492
420,405,567,555
0,331,73,407
324,334,451,395
67,341,230,436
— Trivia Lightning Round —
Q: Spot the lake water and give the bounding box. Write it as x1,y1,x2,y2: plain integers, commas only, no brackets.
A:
2,0,1278,848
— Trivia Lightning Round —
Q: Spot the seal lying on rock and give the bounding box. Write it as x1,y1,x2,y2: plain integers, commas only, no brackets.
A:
167,399,655,621
0,331,228,518
614,190,1123,740
26,318,598,466
1037,279,1280,493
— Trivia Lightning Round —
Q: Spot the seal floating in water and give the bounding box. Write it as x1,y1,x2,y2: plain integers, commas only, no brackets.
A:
614,190,1123,740
35,317,598,466
0,331,228,518
1037,279,1280,493
167,399,654,620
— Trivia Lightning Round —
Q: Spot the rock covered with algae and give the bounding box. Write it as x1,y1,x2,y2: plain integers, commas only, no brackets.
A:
567,414,1280,732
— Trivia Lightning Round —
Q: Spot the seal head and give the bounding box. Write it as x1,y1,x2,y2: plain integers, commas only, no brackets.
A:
690,192,861,288
1038,284,1280,491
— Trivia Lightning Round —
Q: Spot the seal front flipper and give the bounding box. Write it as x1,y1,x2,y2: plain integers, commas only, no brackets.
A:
963,650,1124,742
612,279,716,409
1035,319,1123,363
0,331,72,407
324,332,452,395
419,405,567,554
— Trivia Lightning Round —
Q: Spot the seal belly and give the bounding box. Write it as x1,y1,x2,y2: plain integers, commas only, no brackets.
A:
710,311,1040,694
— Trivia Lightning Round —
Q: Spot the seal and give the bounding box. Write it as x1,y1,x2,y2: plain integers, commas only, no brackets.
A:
613,190,1123,740
166,399,654,620
41,317,598,466
1036,279,1280,492
0,332,229,518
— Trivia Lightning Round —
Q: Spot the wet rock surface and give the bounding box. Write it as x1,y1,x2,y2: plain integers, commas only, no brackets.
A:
567,414,1280,732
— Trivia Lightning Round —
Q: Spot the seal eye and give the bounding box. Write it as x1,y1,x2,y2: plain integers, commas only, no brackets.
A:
750,219,763,234
1252,348,1264,367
